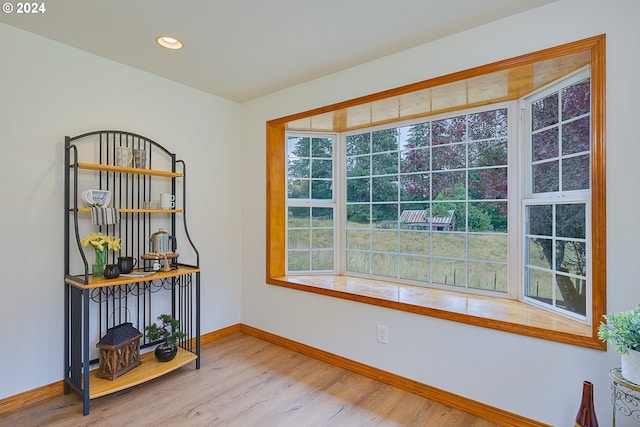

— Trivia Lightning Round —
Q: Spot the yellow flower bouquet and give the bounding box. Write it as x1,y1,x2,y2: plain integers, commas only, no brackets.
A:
81,232,121,276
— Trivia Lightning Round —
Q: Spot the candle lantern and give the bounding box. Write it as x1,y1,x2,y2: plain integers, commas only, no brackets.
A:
96,322,143,380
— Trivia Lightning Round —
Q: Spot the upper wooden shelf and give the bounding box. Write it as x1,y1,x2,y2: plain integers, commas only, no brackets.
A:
74,162,183,178
75,207,185,214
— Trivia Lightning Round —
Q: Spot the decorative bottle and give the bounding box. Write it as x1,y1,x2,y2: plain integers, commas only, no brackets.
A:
575,380,598,427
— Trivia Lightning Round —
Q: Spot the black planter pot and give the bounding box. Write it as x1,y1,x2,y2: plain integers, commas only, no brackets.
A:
154,344,178,362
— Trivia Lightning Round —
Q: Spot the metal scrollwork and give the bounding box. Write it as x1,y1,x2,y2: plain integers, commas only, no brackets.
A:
611,368,640,425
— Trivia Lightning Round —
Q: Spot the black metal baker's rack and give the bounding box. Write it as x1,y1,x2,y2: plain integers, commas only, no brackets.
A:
63,130,200,415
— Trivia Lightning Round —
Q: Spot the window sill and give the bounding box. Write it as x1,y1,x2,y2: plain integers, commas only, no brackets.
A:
268,274,603,350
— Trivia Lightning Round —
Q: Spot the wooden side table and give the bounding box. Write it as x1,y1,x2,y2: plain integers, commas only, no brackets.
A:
610,368,640,426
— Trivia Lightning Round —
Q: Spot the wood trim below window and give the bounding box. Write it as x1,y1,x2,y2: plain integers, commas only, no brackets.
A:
270,274,597,348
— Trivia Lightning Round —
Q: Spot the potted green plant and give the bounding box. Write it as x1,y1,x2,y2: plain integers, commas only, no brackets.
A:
144,314,187,362
598,305,640,384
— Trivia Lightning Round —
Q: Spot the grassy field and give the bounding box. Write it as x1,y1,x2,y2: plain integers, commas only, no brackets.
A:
288,218,509,292
286,216,587,311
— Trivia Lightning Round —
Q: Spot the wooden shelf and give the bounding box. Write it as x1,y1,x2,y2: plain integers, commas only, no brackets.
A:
74,207,185,214
89,348,197,399
74,162,183,178
65,265,200,289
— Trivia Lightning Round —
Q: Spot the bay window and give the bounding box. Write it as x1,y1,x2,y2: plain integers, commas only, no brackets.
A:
268,35,605,349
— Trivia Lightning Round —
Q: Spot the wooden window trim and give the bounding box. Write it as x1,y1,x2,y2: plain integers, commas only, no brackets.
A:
266,35,606,350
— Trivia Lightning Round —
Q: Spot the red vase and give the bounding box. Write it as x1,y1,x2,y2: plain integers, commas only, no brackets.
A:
575,380,598,427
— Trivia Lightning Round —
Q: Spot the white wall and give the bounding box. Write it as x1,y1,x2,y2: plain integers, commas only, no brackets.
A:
2,0,638,424
0,24,242,399
240,0,640,424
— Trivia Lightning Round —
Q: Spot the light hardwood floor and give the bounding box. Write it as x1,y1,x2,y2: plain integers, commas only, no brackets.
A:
1,333,500,426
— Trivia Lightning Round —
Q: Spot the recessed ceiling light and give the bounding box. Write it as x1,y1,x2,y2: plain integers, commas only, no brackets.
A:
156,36,183,50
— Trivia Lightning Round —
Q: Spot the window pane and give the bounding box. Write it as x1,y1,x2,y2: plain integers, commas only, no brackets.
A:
346,250,369,274
399,174,430,201
372,129,398,153
468,262,507,292
288,229,309,249
432,202,465,232
432,258,466,286
469,139,507,167
311,137,333,158
401,148,430,172
527,205,552,236
562,155,590,191
312,229,333,249
312,250,333,270
432,144,466,170
468,234,507,262
556,203,586,239
533,161,559,193
400,256,430,281
347,178,370,202
372,152,398,175
372,253,398,277
372,204,398,225
432,233,465,258
311,180,332,199
288,136,310,157
527,237,552,269
288,207,310,227
399,204,430,229
288,250,310,271
372,176,398,202
288,158,310,178
468,109,508,140
532,93,558,131
556,274,586,316
526,268,553,302
562,117,590,155
432,116,466,145
532,128,559,161
347,156,370,177
469,201,507,232
288,179,309,199
469,168,507,200
400,123,430,150
562,81,590,120
312,207,333,226
556,241,586,276
346,133,370,156
372,230,398,252
347,229,370,250
400,230,430,255
312,159,332,178
347,204,370,225
432,171,466,200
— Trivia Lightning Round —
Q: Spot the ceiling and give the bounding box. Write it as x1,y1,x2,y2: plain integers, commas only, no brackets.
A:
1,0,557,102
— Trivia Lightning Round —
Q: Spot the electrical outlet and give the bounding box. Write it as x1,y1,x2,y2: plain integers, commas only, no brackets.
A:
377,324,388,344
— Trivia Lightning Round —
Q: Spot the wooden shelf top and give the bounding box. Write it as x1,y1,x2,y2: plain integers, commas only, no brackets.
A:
74,207,185,214
89,348,197,399
74,162,183,178
65,265,200,289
